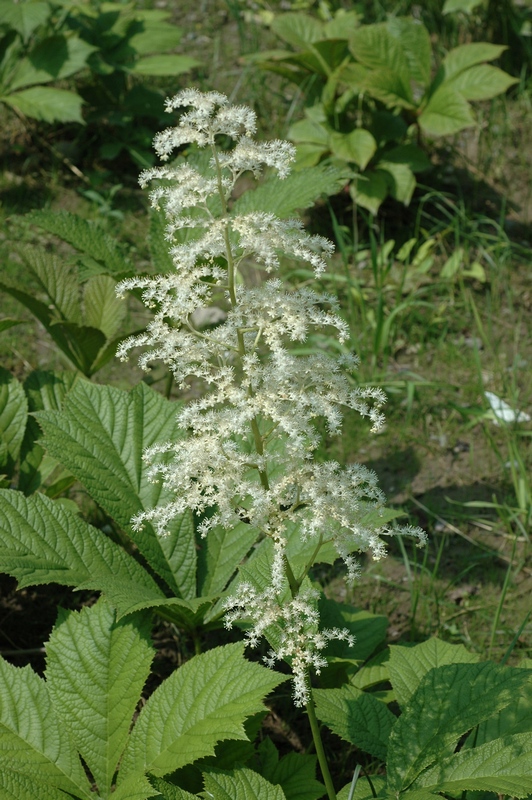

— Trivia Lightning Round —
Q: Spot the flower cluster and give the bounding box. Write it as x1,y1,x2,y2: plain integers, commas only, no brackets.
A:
117,89,425,705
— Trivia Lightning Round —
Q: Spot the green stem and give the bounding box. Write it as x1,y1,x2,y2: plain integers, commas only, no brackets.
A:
306,694,337,800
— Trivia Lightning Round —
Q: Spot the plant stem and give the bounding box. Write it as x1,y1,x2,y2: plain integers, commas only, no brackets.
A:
306,693,336,800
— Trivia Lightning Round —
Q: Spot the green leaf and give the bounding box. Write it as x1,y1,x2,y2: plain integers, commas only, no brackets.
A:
350,23,411,80
110,772,160,800
319,597,388,662
0,489,165,616
329,129,376,169
386,661,531,793
418,85,475,137
0,318,24,334
288,114,330,147
2,87,84,124
443,0,483,12
323,10,361,40
361,68,415,109
27,210,130,276
314,684,395,760
386,16,432,86
254,737,324,800
0,657,91,799
36,381,196,599
388,637,479,707
447,64,518,100
443,42,507,79
119,643,284,778
350,170,388,215
413,732,532,797
382,144,431,173
10,36,96,90
377,161,416,205
148,777,198,800
17,244,81,322
83,274,126,339
271,13,324,48
148,207,174,274
197,520,259,596
203,767,287,800
0,367,27,473
0,1,50,42
128,20,184,54
338,775,387,799
0,769,72,800
130,54,200,76
18,370,78,494
232,164,344,217
46,599,153,798
351,648,391,691
471,668,532,746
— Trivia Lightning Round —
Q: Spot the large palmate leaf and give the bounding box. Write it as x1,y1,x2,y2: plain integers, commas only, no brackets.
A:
0,489,165,616
46,601,154,798
388,637,478,707
386,661,531,794
119,642,284,779
314,683,395,760
0,367,27,475
254,737,324,800
203,767,287,800
36,381,196,599
0,658,92,799
0,1,50,42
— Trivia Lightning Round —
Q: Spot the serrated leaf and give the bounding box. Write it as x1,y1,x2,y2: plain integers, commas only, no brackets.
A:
0,1,50,42
0,367,27,473
2,86,84,124
233,165,343,217
149,777,197,800
46,599,153,798
36,381,196,598
0,489,165,616
203,767,287,800
119,643,284,778
255,737,324,800
271,13,324,48
111,772,160,800
19,370,78,494
447,64,518,100
17,244,81,322
131,54,199,76
413,732,532,797
314,684,394,760
0,658,91,798
471,669,532,746
443,42,507,79
198,520,259,596
386,661,531,793
329,129,376,169
418,85,475,137
338,775,387,799
10,36,96,91
388,638,478,707
27,210,130,276
83,274,126,339
319,597,388,662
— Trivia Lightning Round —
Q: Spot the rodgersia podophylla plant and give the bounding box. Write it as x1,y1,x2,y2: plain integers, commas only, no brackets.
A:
117,89,425,715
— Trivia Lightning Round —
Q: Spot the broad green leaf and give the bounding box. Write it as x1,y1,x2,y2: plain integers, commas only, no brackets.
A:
412,732,532,797
131,54,200,76
255,737,324,800
386,16,432,86
0,769,72,800
338,775,387,799
197,520,259,596
148,777,198,800
27,210,131,275
83,274,126,339
110,773,160,800
36,381,196,598
382,144,431,173
472,669,532,746
351,648,391,691
314,684,395,760
128,20,184,54
46,600,153,798
441,248,464,279
0,658,91,798
0,1,50,42
2,87,84,124
350,23,410,80
323,10,361,40
329,129,376,169
362,68,415,109
386,661,531,793
0,489,165,616
288,114,330,147
443,0,483,12
418,85,475,137
388,637,478,707
369,110,408,145
319,597,388,662
10,36,96,91
271,13,324,48
443,43,507,79
19,370,78,494
232,165,344,217
293,143,328,169
17,244,81,322
119,643,284,777
447,64,518,100
350,170,388,215
0,367,27,472
203,767,287,800
378,161,416,205
47,321,106,376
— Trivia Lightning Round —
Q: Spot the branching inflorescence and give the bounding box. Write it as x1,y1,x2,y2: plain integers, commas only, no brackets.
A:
117,88,425,706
